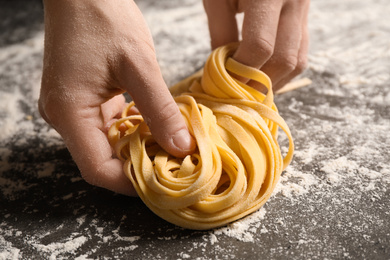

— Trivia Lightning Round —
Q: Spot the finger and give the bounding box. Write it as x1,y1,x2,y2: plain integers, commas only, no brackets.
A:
203,0,239,50
273,18,309,92
60,110,137,196
101,94,127,132
260,1,309,91
233,0,283,69
117,44,196,158
38,97,52,126
274,1,310,91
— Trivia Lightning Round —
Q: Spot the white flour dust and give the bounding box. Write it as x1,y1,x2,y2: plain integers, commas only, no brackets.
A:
1,0,390,258
32,236,88,260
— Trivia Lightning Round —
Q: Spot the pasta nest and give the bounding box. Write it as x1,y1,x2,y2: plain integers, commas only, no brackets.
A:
108,43,294,230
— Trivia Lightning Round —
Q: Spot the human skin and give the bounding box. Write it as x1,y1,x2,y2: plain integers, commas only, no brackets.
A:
39,0,196,196
39,0,309,196
203,0,310,92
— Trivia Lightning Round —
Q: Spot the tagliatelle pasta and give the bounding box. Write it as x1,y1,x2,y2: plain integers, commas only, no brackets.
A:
108,43,294,230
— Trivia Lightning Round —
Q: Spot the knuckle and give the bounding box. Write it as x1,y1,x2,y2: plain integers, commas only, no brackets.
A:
280,54,298,72
295,56,308,74
271,52,299,74
38,98,47,118
38,96,55,125
247,37,274,60
155,101,181,126
80,167,101,187
38,96,59,124
297,0,309,6
287,0,308,7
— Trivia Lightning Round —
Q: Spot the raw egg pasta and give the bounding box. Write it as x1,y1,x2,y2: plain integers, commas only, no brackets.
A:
108,43,294,230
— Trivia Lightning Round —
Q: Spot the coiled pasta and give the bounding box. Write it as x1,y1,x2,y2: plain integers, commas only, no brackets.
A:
108,43,294,230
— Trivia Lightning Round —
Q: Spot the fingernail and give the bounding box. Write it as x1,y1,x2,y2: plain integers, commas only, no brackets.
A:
172,129,195,153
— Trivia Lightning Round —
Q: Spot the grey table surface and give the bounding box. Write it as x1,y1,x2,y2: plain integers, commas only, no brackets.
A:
1,0,389,259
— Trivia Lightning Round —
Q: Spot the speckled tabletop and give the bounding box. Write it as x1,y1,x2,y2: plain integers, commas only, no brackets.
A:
1,0,389,259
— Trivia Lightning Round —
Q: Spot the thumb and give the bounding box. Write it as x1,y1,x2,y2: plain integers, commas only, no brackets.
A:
117,48,196,158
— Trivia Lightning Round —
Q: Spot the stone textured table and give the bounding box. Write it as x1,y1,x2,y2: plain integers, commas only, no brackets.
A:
1,0,389,259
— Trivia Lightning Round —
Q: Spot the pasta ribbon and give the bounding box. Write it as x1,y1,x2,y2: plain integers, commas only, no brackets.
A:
108,43,294,230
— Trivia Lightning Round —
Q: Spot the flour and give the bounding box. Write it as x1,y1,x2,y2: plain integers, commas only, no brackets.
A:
321,156,358,184
212,207,267,242
74,255,92,260
275,166,320,197
0,89,31,141
76,215,87,227
1,0,390,258
0,236,20,260
0,32,43,141
292,141,319,164
209,233,218,245
32,235,87,260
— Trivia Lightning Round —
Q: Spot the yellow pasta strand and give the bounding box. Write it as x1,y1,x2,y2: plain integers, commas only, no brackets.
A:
108,43,294,230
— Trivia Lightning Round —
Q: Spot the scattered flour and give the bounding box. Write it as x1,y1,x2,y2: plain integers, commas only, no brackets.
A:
292,141,319,164
32,235,87,260
178,252,191,259
212,207,267,242
209,233,218,245
76,215,87,227
74,254,93,260
1,0,389,258
37,163,55,178
275,165,320,197
0,89,32,141
117,235,141,243
0,236,20,260
321,156,358,184
0,32,44,141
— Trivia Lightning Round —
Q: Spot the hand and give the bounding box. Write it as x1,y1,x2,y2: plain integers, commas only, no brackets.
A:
39,0,195,195
203,0,310,92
